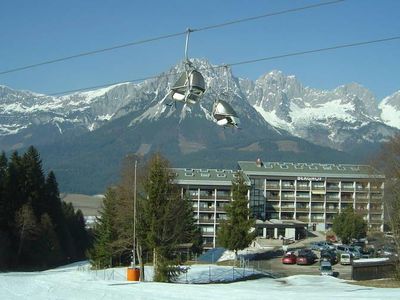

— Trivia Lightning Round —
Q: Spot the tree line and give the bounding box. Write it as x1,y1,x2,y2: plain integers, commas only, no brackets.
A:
0,146,90,270
89,154,203,281
89,153,255,282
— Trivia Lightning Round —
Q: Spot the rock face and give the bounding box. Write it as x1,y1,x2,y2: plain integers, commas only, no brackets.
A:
0,60,398,193
244,70,398,150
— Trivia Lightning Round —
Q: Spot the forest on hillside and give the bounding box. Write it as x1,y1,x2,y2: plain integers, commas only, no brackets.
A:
0,146,90,270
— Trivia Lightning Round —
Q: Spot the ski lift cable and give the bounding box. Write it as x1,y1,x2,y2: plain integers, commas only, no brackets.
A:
0,0,345,76
48,35,400,96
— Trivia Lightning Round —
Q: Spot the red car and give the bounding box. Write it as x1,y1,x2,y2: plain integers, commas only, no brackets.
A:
282,252,297,264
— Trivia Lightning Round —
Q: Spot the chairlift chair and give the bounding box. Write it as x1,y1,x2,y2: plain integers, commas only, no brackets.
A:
212,99,240,128
167,28,206,106
170,69,206,105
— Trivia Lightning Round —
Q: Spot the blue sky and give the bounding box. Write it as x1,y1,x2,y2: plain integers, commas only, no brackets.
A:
0,0,399,99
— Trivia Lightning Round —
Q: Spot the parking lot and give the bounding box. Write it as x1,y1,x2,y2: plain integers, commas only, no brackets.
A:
248,234,354,279
256,254,353,280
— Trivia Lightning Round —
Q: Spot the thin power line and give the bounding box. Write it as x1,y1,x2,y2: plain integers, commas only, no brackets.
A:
194,0,344,32
49,35,400,96
0,0,344,76
228,36,400,67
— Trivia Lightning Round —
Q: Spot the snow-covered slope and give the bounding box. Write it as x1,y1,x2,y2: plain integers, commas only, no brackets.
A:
1,262,399,300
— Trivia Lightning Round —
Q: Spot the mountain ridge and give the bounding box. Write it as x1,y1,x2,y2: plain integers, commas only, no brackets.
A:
0,59,399,193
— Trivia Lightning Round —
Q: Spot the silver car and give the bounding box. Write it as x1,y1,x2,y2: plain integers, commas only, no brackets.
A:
320,261,333,276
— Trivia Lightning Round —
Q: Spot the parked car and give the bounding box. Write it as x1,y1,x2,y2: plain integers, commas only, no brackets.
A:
320,261,333,276
282,252,297,264
377,246,398,258
320,249,338,264
340,253,352,265
347,247,361,259
320,241,336,250
310,242,327,251
311,241,335,251
336,245,350,253
297,249,317,265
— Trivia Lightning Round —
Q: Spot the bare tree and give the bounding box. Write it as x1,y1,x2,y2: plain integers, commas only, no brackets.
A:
375,134,400,277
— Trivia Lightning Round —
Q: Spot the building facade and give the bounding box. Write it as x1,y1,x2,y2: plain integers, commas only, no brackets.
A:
173,160,385,249
238,160,385,232
173,168,250,250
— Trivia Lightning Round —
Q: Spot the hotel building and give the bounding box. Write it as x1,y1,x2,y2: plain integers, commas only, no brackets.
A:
173,160,385,249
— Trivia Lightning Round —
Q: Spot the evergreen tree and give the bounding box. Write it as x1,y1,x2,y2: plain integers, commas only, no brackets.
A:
140,153,196,282
89,188,118,268
0,146,89,270
39,213,62,266
4,152,25,227
22,146,46,219
332,207,367,244
0,152,8,229
217,171,255,259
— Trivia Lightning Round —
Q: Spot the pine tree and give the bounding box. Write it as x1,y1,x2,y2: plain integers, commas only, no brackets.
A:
0,152,8,229
21,146,46,219
140,153,196,282
4,152,25,227
217,171,255,259
39,213,62,266
89,188,118,268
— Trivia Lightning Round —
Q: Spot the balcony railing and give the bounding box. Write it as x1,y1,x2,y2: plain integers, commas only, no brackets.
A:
341,197,353,202
198,218,216,224
266,206,279,211
355,197,369,203
326,197,339,201
296,207,309,212
326,185,340,191
370,219,383,224
326,208,339,213
311,207,324,211
297,185,310,190
281,184,295,190
198,207,215,212
281,207,295,211
341,186,354,191
311,185,325,190
265,184,280,189
311,197,325,202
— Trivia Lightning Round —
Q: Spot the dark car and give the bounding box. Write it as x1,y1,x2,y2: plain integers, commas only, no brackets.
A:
297,249,317,265
282,252,297,264
320,249,337,264
296,254,315,265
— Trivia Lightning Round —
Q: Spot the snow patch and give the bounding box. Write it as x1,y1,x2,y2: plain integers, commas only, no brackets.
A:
380,101,400,129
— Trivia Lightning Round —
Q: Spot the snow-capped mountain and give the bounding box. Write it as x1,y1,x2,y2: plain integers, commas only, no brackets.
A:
379,91,400,129
1,61,398,153
245,70,399,150
0,60,399,193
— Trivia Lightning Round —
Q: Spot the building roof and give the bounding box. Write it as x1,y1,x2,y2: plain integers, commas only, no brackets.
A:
172,168,251,186
238,160,385,180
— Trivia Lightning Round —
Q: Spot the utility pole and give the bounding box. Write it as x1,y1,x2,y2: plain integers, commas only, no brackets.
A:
132,160,137,267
